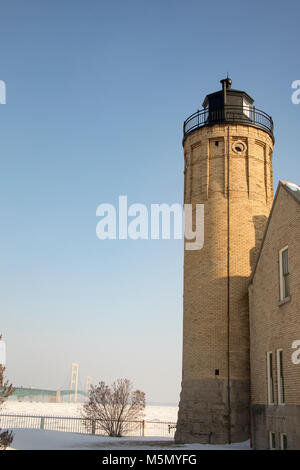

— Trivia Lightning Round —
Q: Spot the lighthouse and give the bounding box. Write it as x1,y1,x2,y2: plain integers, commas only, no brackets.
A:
175,78,274,444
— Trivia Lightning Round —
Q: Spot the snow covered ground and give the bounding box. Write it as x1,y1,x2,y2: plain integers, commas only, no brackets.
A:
9,429,251,450
2,401,178,422
3,402,251,450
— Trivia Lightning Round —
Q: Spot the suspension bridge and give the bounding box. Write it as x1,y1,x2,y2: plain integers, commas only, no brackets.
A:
1,363,91,403
11,387,88,402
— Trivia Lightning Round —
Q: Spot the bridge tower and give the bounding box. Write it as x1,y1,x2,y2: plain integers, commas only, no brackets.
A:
69,362,79,403
175,78,274,444
85,376,92,394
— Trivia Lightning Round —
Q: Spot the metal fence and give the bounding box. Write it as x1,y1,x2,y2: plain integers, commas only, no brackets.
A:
0,413,176,438
183,105,274,140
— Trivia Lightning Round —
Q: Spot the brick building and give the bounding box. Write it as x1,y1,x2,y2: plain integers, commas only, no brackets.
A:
249,181,300,450
175,78,300,449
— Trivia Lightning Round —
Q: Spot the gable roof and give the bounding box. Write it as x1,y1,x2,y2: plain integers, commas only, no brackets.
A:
283,181,300,205
249,181,300,284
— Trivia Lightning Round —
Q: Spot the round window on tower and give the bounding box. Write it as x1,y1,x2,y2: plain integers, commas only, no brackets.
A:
232,141,247,154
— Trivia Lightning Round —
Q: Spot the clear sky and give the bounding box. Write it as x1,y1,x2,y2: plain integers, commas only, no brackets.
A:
0,0,299,403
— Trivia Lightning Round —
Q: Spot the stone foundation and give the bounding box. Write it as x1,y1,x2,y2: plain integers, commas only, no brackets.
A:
175,378,250,444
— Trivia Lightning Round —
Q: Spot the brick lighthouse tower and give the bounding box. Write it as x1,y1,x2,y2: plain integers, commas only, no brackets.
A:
175,78,274,444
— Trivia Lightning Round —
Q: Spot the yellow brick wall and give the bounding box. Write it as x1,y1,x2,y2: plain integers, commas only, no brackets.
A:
182,124,273,382
176,123,274,444
249,185,300,406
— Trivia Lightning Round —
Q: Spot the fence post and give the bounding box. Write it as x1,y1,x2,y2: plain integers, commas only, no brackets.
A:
40,417,45,430
142,420,145,437
91,420,96,435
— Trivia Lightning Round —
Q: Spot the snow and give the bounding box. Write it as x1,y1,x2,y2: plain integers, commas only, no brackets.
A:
2,402,178,422
8,429,251,450
286,182,300,192
3,402,251,450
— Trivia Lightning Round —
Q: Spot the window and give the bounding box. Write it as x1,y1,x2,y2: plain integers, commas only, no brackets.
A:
232,140,247,154
267,352,275,404
269,432,276,450
279,247,290,300
243,98,252,118
277,349,285,405
280,433,288,450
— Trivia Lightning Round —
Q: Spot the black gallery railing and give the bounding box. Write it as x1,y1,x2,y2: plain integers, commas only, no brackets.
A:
183,105,274,140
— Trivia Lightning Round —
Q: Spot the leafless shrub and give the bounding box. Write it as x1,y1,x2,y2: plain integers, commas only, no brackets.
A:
82,378,146,437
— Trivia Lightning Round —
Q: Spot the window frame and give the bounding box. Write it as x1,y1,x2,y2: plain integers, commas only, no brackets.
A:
269,431,276,450
267,351,275,405
280,433,288,450
279,246,290,301
277,349,285,405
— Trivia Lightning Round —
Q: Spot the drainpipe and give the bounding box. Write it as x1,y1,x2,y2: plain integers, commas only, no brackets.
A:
226,125,231,444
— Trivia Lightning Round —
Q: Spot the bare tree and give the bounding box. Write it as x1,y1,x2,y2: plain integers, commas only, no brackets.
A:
82,378,146,437
0,335,14,450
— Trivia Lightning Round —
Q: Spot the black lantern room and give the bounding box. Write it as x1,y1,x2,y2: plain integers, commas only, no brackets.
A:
183,78,274,142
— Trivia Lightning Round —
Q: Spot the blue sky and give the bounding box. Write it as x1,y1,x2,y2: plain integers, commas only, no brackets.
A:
0,0,299,402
